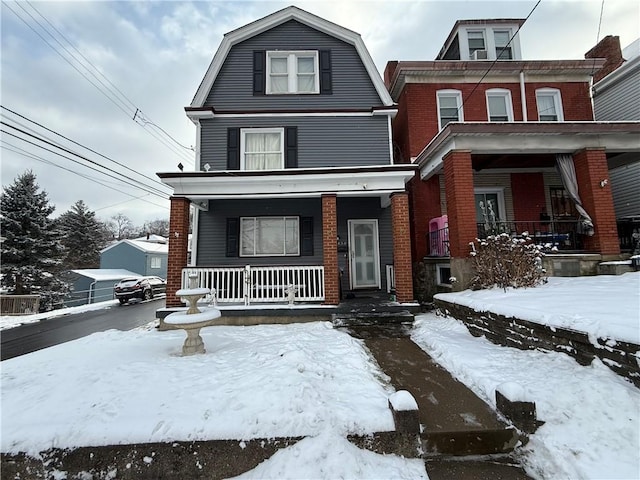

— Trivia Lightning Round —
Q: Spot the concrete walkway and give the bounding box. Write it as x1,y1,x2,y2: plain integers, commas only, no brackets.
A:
344,324,533,480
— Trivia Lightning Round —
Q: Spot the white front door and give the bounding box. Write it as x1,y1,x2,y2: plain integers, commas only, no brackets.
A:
348,219,381,289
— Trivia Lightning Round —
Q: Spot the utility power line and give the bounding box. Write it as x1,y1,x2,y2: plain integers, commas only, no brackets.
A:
3,1,195,166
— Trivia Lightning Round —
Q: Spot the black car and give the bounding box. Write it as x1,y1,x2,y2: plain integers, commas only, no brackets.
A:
114,276,167,304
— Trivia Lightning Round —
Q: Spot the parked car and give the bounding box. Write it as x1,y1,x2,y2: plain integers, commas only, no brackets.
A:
114,276,166,304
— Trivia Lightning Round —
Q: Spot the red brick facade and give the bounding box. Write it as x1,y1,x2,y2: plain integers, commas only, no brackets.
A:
572,149,620,255
408,176,442,259
443,151,476,258
391,192,414,302
321,194,340,305
584,35,623,83
166,197,190,307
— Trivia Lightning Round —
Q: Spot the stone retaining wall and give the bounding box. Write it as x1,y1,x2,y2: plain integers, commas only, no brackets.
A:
434,299,640,388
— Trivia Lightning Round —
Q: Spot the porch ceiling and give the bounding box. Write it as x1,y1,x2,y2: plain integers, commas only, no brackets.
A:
157,165,417,205
417,122,640,180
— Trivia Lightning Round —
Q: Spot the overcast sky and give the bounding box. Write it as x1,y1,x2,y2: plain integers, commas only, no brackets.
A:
1,0,638,227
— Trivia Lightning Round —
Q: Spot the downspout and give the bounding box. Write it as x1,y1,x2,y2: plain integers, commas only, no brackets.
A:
519,70,528,121
88,281,96,304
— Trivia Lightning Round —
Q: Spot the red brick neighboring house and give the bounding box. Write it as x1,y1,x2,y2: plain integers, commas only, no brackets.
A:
385,19,640,297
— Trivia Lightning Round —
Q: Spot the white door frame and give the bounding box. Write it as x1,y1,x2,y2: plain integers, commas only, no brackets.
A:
347,219,381,289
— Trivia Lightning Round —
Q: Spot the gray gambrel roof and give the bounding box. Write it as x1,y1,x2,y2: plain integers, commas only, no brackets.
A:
190,6,394,107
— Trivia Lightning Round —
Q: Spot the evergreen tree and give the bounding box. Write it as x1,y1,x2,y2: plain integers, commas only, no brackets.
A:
57,200,110,269
1,170,68,310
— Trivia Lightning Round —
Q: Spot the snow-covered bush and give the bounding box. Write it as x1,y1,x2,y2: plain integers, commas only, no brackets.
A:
470,233,547,290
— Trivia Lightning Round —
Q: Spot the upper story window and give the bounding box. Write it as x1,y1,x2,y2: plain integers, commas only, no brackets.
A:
494,30,513,59
437,90,463,130
536,88,564,121
468,31,486,59
486,89,514,122
150,256,161,269
266,51,319,94
241,128,284,170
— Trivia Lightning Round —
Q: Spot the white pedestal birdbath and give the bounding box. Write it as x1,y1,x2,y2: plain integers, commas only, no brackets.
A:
164,275,221,356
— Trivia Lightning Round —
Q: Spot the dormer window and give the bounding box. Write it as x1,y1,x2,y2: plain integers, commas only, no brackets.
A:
494,30,513,59
266,51,319,94
468,31,486,59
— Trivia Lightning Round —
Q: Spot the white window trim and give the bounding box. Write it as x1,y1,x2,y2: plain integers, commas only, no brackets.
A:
474,187,507,222
436,89,464,130
150,256,162,269
467,30,486,59
493,29,513,59
535,88,564,122
240,127,285,171
266,50,319,95
485,88,514,122
239,216,300,257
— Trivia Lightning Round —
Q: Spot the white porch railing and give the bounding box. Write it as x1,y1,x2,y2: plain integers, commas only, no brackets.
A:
181,265,325,305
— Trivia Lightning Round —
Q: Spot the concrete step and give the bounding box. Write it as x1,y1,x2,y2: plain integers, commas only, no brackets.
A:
346,325,522,457
332,310,415,326
426,456,532,479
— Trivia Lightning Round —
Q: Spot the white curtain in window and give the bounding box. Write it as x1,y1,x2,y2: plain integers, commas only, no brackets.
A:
537,95,557,120
245,132,281,170
270,57,288,93
241,217,299,256
297,57,315,92
556,154,594,236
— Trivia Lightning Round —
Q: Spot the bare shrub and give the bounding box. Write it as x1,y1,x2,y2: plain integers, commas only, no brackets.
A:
470,233,547,290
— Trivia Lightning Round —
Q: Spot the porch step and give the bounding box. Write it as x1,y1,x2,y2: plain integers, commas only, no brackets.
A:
345,325,522,457
331,310,415,327
598,260,634,275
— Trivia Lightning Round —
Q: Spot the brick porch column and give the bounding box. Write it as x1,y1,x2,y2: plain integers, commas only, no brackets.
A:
322,194,340,305
443,150,476,258
572,148,620,255
166,197,190,307
390,192,414,303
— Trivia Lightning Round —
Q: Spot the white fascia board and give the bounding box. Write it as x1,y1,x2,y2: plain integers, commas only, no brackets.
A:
190,6,393,107
162,170,414,197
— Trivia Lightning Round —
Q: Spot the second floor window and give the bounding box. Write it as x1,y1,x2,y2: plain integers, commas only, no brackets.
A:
536,88,564,121
494,30,513,60
267,51,319,94
437,90,463,130
486,89,513,122
241,128,284,170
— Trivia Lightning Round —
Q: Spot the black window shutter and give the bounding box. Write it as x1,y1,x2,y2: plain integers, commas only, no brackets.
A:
227,128,240,170
285,127,298,168
226,218,239,257
301,217,314,256
319,50,332,95
253,50,265,95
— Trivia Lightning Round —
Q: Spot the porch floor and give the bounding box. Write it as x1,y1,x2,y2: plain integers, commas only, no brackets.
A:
156,290,420,325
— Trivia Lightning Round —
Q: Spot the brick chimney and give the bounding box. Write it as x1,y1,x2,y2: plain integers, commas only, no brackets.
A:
384,61,399,89
585,35,623,83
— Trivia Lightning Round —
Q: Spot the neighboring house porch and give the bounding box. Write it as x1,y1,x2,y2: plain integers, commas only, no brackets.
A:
412,121,640,291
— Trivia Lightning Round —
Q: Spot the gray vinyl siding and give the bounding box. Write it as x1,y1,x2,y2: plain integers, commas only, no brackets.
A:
593,62,640,121
610,162,640,219
100,245,147,276
199,115,391,169
197,198,322,266
206,20,382,110
196,196,393,291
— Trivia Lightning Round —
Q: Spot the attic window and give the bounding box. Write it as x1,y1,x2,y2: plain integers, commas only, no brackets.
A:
266,51,319,94
494,30,513,60
467,31,486,59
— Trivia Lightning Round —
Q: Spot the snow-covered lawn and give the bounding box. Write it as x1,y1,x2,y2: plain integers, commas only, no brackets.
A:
1,272,639,479
412,313,640,480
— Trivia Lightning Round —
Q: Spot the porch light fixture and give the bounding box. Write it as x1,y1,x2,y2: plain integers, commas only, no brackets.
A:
203,163,211,171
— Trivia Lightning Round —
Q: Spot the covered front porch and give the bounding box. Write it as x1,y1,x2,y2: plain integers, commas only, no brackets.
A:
413,122,640,291
158,165,417,311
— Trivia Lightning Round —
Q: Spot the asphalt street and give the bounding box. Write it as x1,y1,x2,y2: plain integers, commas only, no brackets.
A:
1,298,163,361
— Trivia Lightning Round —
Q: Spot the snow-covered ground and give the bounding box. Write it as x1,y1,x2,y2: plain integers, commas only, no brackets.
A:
1,272,639,479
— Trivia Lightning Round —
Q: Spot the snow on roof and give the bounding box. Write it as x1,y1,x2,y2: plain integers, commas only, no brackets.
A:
132,234,167,244
70,269,141,281
101,239,168,254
